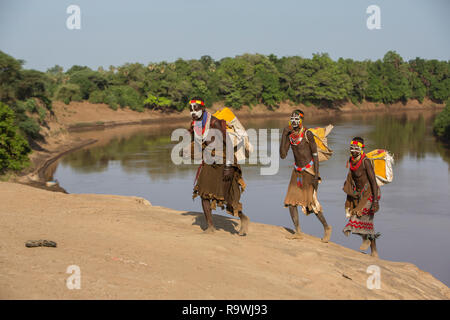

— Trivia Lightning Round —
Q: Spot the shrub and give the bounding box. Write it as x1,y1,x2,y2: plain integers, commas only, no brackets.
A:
433,101,450,143
0,102,31,173
89,90,106,104
106,86,144,111
104,95,118,110
55,83,82,104
25,98,38,112
37,106,47,123
18,117,41,139
144,93,172,109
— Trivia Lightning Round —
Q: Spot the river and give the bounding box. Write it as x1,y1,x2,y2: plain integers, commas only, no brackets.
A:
53,110,450,286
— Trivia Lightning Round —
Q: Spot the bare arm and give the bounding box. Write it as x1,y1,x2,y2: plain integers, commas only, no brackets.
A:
182,123,196,160
280,127,291,159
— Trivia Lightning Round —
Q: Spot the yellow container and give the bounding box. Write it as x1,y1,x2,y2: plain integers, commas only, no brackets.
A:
213,107,236,124
308,127,327,151
366,149,388,180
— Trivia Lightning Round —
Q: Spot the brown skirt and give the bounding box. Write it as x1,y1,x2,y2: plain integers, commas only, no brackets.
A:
284,169,322,215
193,163,245,216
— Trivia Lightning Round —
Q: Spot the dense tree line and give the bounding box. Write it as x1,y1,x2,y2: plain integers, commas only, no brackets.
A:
0,49,449,172
2,50,449,115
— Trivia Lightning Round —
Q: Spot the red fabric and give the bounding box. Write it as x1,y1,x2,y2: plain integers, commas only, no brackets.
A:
349,154,366,171
345,220,374,230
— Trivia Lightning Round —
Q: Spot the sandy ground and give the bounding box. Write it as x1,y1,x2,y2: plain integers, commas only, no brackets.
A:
0,182,449,300
3,99,448,299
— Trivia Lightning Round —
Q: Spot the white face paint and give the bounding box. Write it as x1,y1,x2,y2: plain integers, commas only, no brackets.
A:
190,109,203,119
190,103,203,119
290,115,302,127
350,145,362,157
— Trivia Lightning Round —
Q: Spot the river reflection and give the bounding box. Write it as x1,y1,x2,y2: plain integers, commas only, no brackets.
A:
369,113,450,164
55,110,450,286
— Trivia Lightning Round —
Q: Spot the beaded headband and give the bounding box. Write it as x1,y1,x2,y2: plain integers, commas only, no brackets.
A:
351,140,364,148
189,100,205,106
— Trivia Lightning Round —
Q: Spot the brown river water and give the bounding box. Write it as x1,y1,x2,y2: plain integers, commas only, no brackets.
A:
53,110,450,286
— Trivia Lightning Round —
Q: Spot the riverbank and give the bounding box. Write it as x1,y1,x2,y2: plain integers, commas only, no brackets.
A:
10,98,444,190
1,181,449,299
56,98,444,132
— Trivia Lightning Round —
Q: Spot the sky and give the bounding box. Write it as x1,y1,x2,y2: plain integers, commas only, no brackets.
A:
0,0,449,71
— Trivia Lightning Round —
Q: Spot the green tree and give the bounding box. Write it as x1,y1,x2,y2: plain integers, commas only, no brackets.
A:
105,86,144,111
55,83,82,104
144,93,172,109
88,90,106,104
67,69,108,99
381,51,412,103
0,102,31,173
0,50,23,104
338,58,369,103
433,100,450,142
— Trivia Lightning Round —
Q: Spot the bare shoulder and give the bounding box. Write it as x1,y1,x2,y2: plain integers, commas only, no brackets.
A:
364,157,373,169
305,129,315,142
210,115,221,128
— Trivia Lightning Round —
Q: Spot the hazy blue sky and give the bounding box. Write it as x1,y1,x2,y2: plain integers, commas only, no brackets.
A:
0,0,448,71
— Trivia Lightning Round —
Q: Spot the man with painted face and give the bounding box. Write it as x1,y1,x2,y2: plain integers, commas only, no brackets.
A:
342,137,380,257
280,110,332,242
187,97,249,235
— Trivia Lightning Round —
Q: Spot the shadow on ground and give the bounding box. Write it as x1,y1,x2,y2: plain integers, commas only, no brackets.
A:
182,211,240,235
283,227,296,235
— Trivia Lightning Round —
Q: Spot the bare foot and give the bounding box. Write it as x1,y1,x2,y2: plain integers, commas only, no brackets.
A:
203,226,216,234
360,239,371,251
286,232,303,240
371,251,379,258
238,214,249,236
321,226,332,243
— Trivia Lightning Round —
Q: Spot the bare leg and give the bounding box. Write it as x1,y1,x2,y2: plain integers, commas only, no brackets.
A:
287,206,302,239
360,234,371,251
238,211,249,236
315,212,332,243
201,198,215,233
370,239,379,258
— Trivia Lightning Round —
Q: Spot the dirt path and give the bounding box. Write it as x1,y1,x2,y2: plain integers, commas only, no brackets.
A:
0,182,448,299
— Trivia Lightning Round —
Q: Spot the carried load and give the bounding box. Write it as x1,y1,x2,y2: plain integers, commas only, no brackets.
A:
304,125,334,162
365,149,394,186
213,107,254,162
